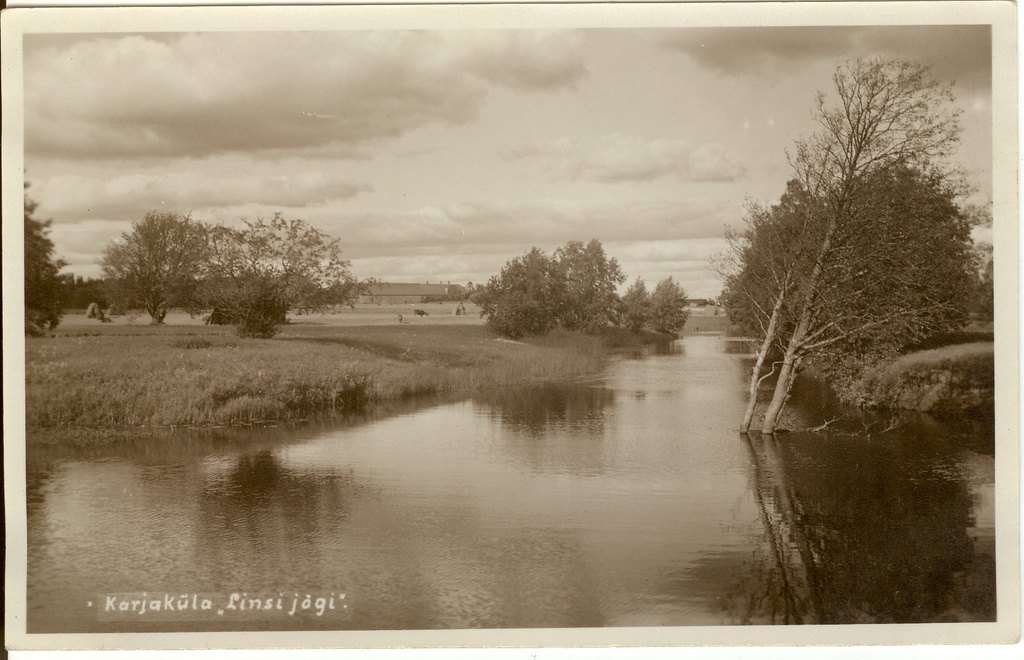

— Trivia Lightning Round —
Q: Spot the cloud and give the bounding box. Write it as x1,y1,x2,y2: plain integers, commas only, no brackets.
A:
971,225,993,246
24,31,586,160
47,219,132,275
510,134,747,184
308,197,740,263
464,30,586,90
156,196,738,259
31,171,369,221
665,25,991,92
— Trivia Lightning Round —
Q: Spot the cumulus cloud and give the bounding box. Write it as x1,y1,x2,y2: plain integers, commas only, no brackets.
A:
47,219,133,275
24,30,586,159
462,30,586,90
312,197,739,263
665,25,991,92
510,134,746,183
31,171,369,221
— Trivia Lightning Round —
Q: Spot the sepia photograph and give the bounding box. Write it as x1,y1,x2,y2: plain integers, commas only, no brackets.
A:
2,1,1019,653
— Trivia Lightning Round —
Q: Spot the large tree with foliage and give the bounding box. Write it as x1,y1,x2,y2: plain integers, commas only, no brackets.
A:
553,239,626,332
648,277,689,335
721,57,971,433
202,213,358,338
618,276,690,336
101,211,209,324
24,190,66,335
476,247,564,339
963,204,993,322
620,277,652,333
478,239,626,339
803,166,974,397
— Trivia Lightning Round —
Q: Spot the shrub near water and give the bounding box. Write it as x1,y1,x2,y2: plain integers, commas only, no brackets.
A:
861,342,994,417
25,325,613,433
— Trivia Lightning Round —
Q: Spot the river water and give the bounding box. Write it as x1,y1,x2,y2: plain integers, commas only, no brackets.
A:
25,334,995,632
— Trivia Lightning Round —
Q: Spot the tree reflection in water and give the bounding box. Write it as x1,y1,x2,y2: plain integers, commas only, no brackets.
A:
196,450,368,582
732,430,995,624
729,433,818,624
474,382,617,476
475,382,615,438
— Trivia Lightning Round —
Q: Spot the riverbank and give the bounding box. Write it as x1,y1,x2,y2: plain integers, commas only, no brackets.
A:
861,341,995,417
24,322,669,444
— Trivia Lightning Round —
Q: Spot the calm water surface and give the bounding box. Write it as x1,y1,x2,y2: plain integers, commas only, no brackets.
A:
26,334,995,631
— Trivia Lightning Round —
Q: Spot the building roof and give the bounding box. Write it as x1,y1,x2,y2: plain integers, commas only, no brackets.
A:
363,283,450,296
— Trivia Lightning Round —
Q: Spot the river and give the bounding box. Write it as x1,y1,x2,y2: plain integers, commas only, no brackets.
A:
25,334,995,632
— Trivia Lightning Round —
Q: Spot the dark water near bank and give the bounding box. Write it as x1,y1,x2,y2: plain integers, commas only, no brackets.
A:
26,335,995,632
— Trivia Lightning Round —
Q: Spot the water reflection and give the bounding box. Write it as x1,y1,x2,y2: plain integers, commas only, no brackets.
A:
472,382,616,477
733,430,995,623
736,433,819,624
24,334,996,632
198,450,365,549
475,382,614,437
620,338,683,360
719,338,757,356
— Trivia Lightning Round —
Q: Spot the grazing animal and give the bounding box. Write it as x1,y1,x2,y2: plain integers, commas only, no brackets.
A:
414,309,428,317
84,302,111,322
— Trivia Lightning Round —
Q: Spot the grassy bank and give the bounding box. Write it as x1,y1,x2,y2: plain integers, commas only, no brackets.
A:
861,342,994,417
24,323,666,439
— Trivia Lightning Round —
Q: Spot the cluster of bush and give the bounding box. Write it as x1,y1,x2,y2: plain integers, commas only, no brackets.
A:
474,239,689,340
25,201,361,338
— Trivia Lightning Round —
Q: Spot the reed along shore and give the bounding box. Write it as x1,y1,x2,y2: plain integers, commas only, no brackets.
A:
24,322,670,444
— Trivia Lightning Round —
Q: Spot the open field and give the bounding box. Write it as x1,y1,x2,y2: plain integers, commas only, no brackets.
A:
24,314,673,443
60,301,486,331
681,312,730,334
61,301,729,332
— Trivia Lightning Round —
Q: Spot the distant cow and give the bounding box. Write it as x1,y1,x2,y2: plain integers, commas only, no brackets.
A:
413,309,429,317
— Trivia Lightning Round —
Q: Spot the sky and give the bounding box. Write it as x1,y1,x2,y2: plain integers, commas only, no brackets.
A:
23,25,993,299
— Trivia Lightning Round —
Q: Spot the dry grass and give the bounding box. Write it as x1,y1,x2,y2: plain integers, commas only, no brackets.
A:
24,324,613,433
887,341,994,368
862,342,994,416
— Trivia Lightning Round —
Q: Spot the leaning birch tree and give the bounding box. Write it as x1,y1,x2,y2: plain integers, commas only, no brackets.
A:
723,57,971,434
719,181,821,432
760,59,964,434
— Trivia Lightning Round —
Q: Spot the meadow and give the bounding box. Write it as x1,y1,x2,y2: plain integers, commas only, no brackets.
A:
25,305,667,443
